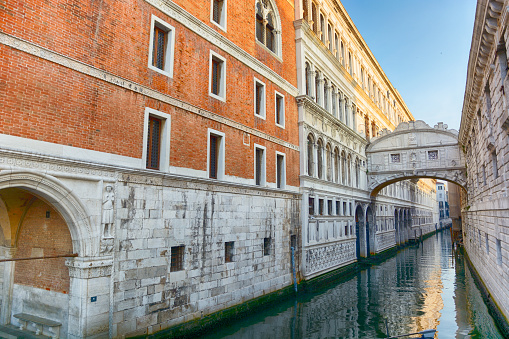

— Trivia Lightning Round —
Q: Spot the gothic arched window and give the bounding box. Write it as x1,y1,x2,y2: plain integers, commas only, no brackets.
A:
256,0,281,55
307,134,314,176
317,139,324,179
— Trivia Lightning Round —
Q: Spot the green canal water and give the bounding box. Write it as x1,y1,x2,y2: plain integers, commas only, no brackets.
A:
200,230,505,338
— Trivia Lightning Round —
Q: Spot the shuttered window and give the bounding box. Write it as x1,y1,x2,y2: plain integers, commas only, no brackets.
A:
146,116,162,170
213,0,224,25
152,27,166,70
209,135,218,179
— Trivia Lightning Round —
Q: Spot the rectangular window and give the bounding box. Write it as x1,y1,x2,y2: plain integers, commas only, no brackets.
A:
345,224,348,236
146,116,162,170
170,245,185,272
225,241,234,263
276,153,285,189
275,92,285,127
428,150,439,160
485,234,489,255
290,234,297,250
319,199,324,215
309,197,315,215
148,15,175,77
209,51,226,100
263,237,271,256
497,239,502,265
143,108,171,172
492,150,498,178
208,129,225,179
255,79,266,118
391,154,401,163
211,0,227,29
482,164,487,185
254,145,266,186
327,200,332,215
343,202,347,216
336,201,340,215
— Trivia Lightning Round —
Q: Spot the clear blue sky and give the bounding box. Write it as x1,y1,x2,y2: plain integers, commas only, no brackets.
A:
340,0,477,130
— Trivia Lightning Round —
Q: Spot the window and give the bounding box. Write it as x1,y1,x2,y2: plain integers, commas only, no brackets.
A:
143,108,171,171
348,52,352,75
482,164,487,185
491,150,498,178
263,237,271,256
208,129,225,179
428,150,438,160
320,14,325,43
309,197,315,215
497,239,502,265
211,0,227,30
276,152,285,189
148,16,175,77
317,139,323,179
170,245,185,272
343,202,347,216
255,0,280,55
275,92,285,127
254,144,266,186
485,234,489,255
336,201,340,215
318,198,324,215
327,200,332,215
225,241,234,263
254,78,266,118
209,51,226,101
391,154,401,163
307,134,314,176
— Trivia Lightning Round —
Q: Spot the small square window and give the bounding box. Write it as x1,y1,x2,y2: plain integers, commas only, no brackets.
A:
391,154,400,163
263,237,271,256
209,51,226,101
254,79,266,119
170,245,185,272
275,92,285,127
148,15,175,78
428,150,438,160
211,0,227,30
225,241,234,263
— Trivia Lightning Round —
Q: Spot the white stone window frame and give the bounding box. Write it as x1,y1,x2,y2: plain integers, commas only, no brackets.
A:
254,143,267,186
210,0,227,32
254,77,267,119
207,128,226,180
254,0,283,61
209,50,227,102
142,107,171,172
274,90,285,128
147,15,176,78
275,151,286,189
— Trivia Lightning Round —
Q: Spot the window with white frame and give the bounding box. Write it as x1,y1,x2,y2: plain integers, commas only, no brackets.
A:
209,51,226,101
254,78,266,118
143,108,171,171
276,152,286,189
208,129,225,179
148,15,175,78
254,144,266,186
211,0,227,30
275,91,285,127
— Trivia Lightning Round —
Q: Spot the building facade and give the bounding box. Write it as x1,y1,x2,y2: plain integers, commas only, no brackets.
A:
293,0,439,279
436,182,450,224
1,0,302,337
460,0,509,323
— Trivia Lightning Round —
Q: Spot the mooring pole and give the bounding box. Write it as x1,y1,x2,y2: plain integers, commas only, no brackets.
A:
291,246,297,293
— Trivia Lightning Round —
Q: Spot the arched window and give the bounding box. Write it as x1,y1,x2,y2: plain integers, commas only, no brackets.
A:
347,154,352,186
331,86,336,116
307,134,314,176
255,0,280,55
317,139,323,179
323,78,328,110
315,71,320,103
326,144,332,181
334,148,339,183
311,2,318,35
355,157,360,188
341,150,346,184
303,0,309,21
305,62,311,96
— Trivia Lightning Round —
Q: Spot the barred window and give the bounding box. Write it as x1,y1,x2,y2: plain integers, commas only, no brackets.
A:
212,0,226,28
263,237,271,256
170,246,185,272
146,116,161,170
225,241,234,263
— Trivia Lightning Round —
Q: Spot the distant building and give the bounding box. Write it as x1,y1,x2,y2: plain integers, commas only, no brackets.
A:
436,182,450,223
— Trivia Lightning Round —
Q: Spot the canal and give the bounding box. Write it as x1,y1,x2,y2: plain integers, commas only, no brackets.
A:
200,230,504,338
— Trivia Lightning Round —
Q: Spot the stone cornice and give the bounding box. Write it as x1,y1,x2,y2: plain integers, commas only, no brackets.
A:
145,0,298,96
0,32,299,152
460,0,504,144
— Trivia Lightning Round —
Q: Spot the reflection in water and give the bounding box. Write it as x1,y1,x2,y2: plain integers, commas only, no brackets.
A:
201,230,504,339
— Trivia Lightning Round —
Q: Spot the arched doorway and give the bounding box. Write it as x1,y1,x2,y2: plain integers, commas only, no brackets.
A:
0,188,73,337
355,205,365,259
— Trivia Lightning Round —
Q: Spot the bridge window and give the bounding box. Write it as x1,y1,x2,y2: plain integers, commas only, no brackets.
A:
428,150,438,160
390,154,400,163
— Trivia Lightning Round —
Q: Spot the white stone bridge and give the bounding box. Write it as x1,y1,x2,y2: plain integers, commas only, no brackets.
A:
366,121,466,196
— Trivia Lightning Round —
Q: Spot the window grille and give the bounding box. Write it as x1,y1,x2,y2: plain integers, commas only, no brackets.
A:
209,135,218,179
152,27,166,70
428,150,438,160
146,116,161,170
212,58,222,95
263,237,271,256
225,241,234,262
391,154,400,163
255,148,263,185
170,246,184,272
212,0,224,25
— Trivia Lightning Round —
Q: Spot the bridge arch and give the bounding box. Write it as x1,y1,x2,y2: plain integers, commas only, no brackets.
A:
366,121,467,196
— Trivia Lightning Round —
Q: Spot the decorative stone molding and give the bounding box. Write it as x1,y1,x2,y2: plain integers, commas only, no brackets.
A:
0,32,299,152
66,257,113,279
305,240,356,276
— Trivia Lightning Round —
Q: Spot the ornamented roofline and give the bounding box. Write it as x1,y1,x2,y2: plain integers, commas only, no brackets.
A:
460,0,505,144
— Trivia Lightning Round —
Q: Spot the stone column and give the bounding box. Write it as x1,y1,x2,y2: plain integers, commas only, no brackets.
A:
307,66,316,99
66,257,113,338
0,247,16,325
317,75,325,107
325,82,332,113
339,93,345,122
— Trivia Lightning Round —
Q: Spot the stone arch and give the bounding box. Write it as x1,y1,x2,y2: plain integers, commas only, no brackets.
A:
0,171,94,257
